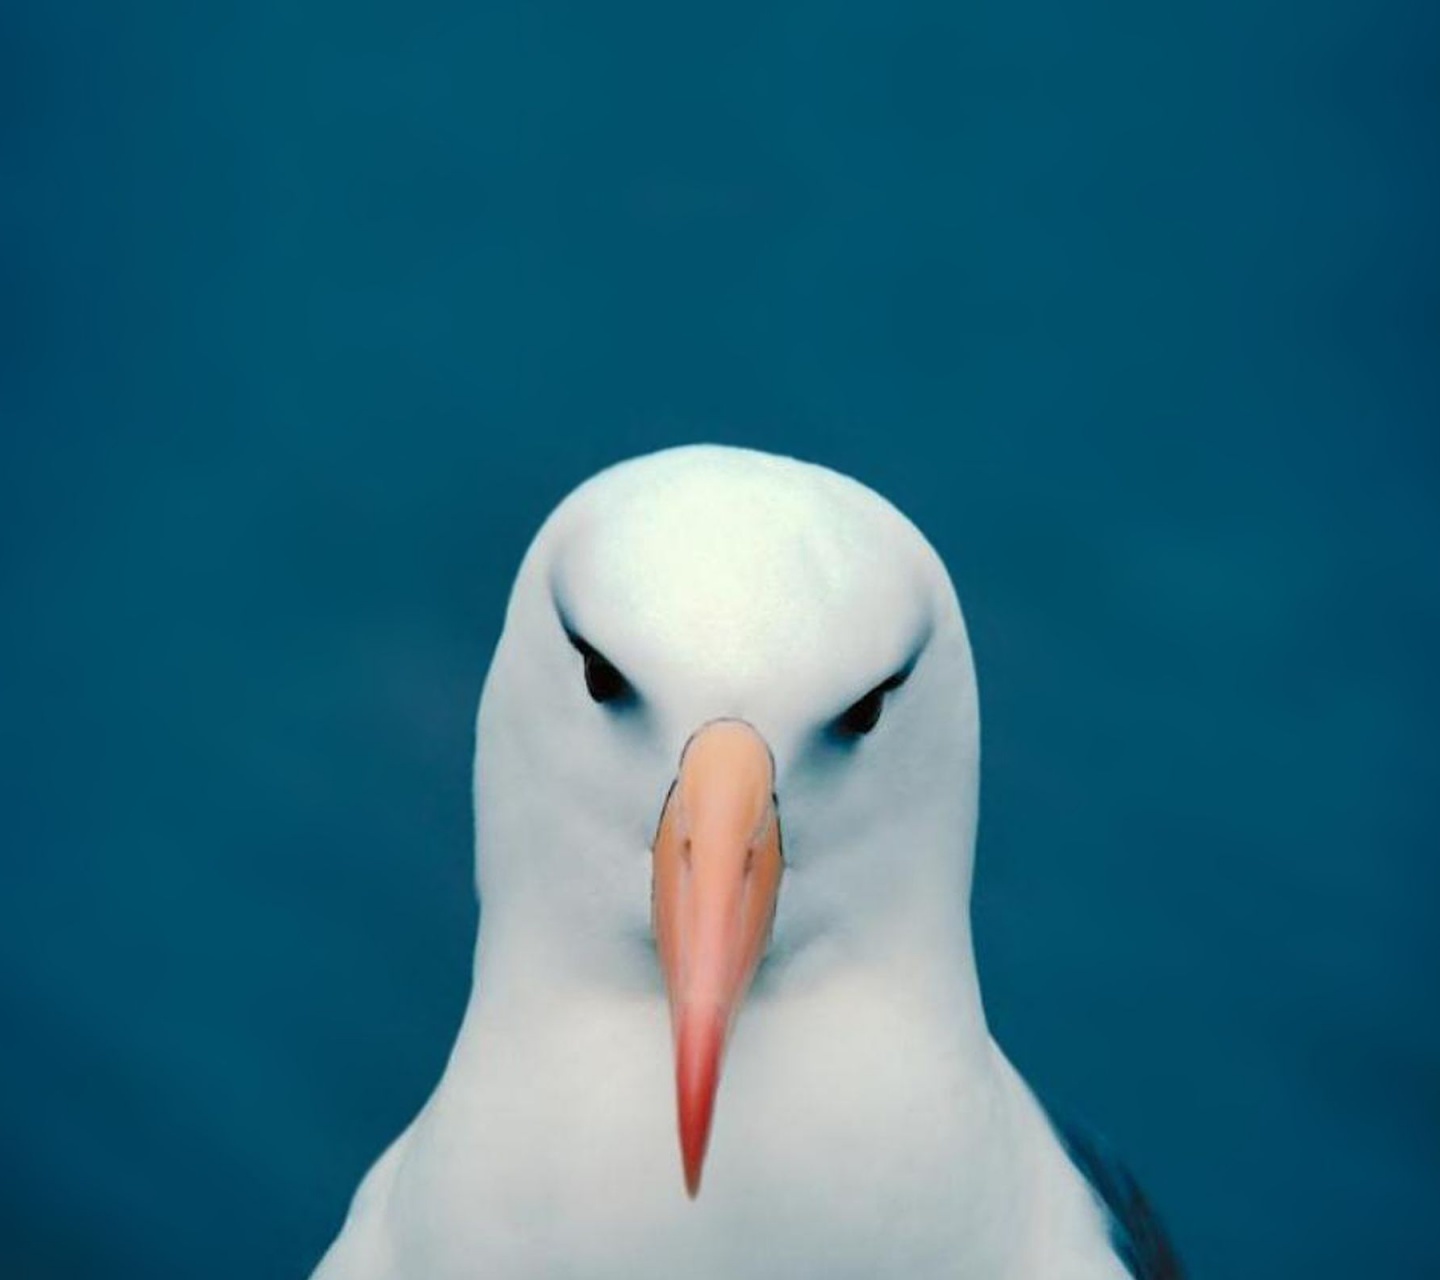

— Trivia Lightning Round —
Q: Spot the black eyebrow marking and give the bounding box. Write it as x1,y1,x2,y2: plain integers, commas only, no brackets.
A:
861,640,925,703
557,610,638,708
562,623,600,660
825,634,929,742
555,601,597,658
875,666,911,695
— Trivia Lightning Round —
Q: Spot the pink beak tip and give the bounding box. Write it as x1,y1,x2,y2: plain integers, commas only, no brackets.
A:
676,1012,724,1199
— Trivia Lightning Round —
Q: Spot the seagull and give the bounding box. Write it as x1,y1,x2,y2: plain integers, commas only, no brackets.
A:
311,444,1181,1280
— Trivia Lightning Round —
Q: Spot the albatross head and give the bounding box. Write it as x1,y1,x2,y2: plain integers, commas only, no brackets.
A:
471,445,982,1197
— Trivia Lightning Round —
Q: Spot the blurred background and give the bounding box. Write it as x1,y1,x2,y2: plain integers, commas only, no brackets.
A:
2,1,1437,1276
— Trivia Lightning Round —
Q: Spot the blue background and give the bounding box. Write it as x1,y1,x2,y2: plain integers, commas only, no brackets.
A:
3,1,1437,1276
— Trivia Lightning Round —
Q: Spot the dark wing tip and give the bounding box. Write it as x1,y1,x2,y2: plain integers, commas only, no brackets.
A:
1048,1110,1185,1280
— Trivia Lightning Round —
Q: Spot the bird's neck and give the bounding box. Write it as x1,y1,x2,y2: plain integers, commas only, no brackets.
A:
467,884,992,1064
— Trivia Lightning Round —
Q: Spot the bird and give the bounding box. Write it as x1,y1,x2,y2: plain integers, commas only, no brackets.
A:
311,444,1182,1280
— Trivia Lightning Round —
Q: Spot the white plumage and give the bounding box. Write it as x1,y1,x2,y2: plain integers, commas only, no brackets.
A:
312,445,1133,1280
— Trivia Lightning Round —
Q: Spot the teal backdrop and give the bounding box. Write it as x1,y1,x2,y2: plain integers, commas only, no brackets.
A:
2,1,1437,1276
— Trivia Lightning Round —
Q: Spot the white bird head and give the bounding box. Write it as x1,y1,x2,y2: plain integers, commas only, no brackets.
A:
470,445,983,1196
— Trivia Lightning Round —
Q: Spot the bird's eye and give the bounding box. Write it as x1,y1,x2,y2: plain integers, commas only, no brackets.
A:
566,632,634,705
583,650,630,704
832,669,910,739
837,688,885,736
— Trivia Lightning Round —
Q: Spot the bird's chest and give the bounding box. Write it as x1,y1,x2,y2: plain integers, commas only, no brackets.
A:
392,997,1026,1280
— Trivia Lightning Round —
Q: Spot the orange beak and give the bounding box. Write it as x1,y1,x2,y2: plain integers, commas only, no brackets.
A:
652,719,783,1198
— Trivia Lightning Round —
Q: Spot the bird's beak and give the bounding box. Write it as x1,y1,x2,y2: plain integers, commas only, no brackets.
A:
652,718,783,1198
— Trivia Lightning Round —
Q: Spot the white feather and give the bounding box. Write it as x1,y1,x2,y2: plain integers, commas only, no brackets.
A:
312,446,1127,1280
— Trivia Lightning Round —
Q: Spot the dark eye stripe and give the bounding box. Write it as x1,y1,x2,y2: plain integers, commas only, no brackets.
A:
564,629,635,706
837,687,886,736
583,650,629,703
832,667,910,739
